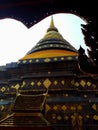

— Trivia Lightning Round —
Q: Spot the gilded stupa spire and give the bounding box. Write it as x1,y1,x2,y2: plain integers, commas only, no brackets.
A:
47,16,58,32
23,15,77,57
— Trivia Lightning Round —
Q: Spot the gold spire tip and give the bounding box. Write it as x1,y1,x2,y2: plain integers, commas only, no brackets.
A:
50,16,55,28
47,15,58,32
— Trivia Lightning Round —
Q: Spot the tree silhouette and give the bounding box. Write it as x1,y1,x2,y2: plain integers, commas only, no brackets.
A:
78,24,98,75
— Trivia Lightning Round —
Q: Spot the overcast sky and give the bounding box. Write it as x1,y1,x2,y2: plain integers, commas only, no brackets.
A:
0,13,87,66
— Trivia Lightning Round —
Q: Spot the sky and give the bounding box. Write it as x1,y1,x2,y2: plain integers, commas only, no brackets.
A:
0,13,87,66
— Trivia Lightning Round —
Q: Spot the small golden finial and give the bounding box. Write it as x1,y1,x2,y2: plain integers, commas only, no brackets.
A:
50,16,55,28
47,15,58,32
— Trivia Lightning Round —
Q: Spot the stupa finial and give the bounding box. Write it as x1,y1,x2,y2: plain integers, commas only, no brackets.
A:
47,15,58,32
50,16,55,28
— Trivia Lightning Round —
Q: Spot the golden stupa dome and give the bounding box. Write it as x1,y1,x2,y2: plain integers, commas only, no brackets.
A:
19,16,78,64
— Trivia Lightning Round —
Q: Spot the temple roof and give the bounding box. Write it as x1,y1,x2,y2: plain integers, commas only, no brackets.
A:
19,16,78,64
